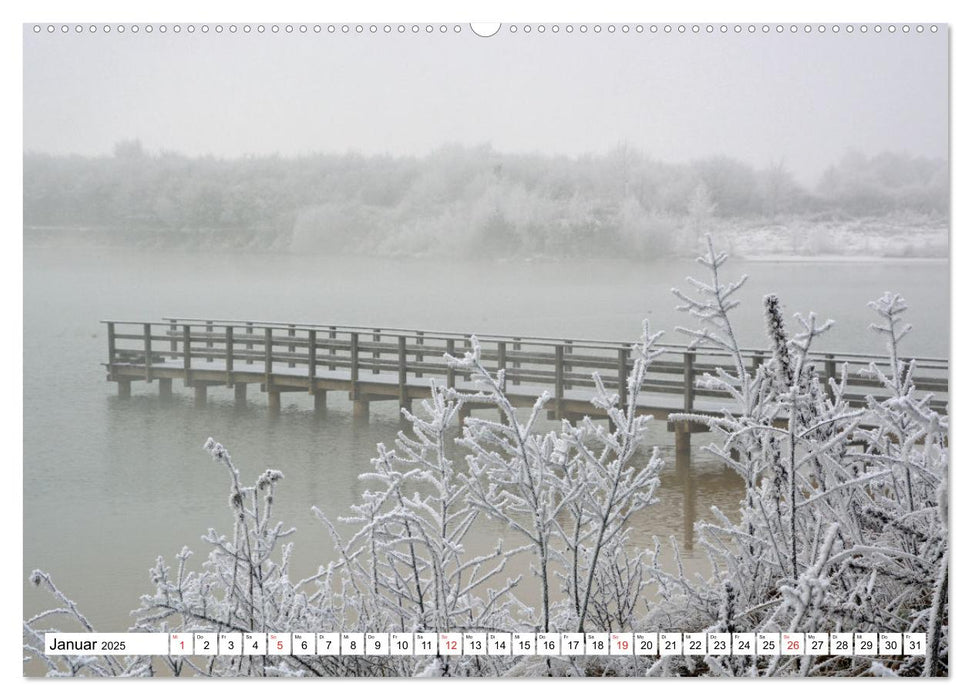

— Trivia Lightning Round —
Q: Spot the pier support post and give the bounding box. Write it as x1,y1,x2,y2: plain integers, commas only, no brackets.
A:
674,424,691,454
234,383,247,407
353,398,370,420
268,390,281,416
158,378,173,401
675,445,696,551
117,380,131,399
314,391,327,413
194,384,207,407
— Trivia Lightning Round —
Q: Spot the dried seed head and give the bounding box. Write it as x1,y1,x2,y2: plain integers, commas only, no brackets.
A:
204,436,228,461
763,294,793,386
257,469,284,489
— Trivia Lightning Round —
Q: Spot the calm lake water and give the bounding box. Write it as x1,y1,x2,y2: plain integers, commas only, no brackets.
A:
23,245,949,634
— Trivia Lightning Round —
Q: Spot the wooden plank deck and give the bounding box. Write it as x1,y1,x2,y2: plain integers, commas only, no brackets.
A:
102,318,949,449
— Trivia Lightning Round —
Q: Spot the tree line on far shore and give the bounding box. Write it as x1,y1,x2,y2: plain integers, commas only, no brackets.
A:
24,143,948,256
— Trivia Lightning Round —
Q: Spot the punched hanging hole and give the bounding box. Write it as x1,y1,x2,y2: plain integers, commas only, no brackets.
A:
470,23,501,38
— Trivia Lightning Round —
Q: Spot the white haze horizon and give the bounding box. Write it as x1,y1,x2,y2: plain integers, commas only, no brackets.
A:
22,24,948,186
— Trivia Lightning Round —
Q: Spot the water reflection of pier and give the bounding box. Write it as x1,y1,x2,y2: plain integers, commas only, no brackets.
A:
676,447,698,551
610,443,744,559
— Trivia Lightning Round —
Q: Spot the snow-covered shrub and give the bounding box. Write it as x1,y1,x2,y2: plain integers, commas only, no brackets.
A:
452,327,663,638
651,237,948,677
311,382,528,677
24,570,154,677
311,325,665,677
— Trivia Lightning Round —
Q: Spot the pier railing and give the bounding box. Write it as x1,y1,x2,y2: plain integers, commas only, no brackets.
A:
102,318,949,423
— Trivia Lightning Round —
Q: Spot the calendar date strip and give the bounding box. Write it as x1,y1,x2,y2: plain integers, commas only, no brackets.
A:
45,631,927,657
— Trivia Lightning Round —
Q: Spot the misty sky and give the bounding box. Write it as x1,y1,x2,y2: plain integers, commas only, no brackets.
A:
23,24,948,184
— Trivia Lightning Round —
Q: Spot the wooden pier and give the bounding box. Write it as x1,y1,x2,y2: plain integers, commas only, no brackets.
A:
103,318,949,451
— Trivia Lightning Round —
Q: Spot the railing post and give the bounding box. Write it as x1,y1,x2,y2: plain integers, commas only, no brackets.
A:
564,340,573,390
264,327,273,379
350,332,360,398
205,321,214,363
751,350,764,376
512,337,522,386
225,326,234,386
397,336,407,386
265,327,276,412
182,324,192,386
824,354,836,382
463,334,472,381
349,331,368,418
288,324,296,368
308,329,317,387
107,322,116,367
554,344,565,419
497,341,507,391
169,320,177,359
415,331,424,379
329,326,337,371
446,339,455,389
398,335,409,409
617,346,630,409
143,323,152,382
825,353,837,401
673,350,697,454
373,328,381,374
683,351,695,411
108,322,129,398
246,322,254,365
